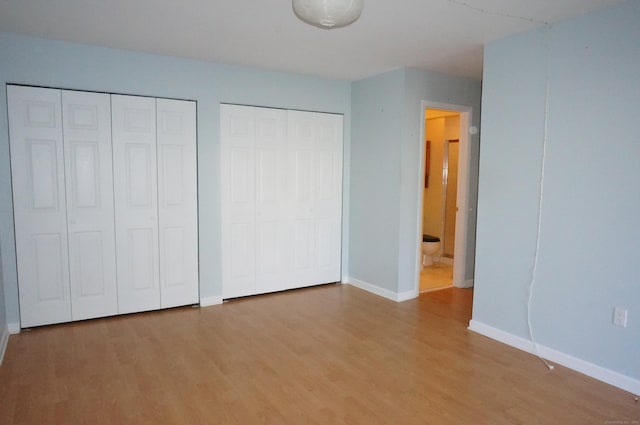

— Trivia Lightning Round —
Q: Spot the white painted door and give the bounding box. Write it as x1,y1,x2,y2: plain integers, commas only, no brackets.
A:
221,105,343,299
287,110,317,288
156,98,199,308
254,108,289,294
111,95,161,314
287,110,343,287
62,90,118,320
8,85,72,327
313,113,343,283
220,105,256,298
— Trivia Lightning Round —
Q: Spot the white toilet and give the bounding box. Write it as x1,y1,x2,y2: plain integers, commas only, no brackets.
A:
422,234,441,267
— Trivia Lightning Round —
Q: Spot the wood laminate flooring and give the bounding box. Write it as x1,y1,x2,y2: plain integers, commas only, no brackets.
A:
0,285,637,424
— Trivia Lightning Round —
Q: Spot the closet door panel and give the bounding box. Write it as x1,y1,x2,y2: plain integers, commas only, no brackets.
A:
254,108,288,293
290,148,315,284
221,106,343,298
292,220,315,287
288,111,318,286
221,105,256,298
112,95,160,314
287,110,343,286
62,90,118,321
128,228,156,288
8,85,72,327
228,222,255,297
314,114,343,281
227,145,255,294
157,99,199,308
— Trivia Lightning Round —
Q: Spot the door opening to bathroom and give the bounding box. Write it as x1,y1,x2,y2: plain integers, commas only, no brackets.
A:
417,101,476,295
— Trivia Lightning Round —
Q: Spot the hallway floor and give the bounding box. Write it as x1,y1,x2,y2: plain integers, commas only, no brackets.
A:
419,261,453,292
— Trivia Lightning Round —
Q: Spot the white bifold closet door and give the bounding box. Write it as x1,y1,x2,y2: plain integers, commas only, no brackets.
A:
220,106,289,298
9,86,71,327
62,90,118,321
9,86,199,327
8,86,118,327
288,110,343,287
111,95,160,314
156,99,199,308
254,108,289,295
112,95,199,314
220,104,343,299
221,105,258,298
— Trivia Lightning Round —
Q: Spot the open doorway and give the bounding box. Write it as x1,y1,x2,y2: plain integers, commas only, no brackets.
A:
415,101,475,294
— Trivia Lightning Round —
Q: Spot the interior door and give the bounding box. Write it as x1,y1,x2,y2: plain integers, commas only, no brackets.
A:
287,110,317,287
287,111,343,287
111,95,160,314
221,105,343,299
62,90,118,320
254,108,289,294
8,85,72,327
156,98,199,308
313,113,344,283
220,104,257,298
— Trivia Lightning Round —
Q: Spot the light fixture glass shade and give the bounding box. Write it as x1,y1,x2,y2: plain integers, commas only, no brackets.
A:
292,0,364,29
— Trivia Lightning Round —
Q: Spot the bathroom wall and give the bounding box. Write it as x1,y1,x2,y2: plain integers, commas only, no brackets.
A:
422,118,445,237
444,116,460,141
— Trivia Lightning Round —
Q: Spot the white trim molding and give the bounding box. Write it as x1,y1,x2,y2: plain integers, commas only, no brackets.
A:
199,296,223,307
8,323,20,334
0,325,9,366
345,277,418,303
468,320,640,396
455,278,474,289
396,290,418,302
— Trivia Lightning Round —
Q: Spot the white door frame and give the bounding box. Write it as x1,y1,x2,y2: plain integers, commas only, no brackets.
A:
415,100,473,292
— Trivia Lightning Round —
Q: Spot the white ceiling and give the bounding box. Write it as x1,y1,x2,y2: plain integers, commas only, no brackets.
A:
0,0,623,81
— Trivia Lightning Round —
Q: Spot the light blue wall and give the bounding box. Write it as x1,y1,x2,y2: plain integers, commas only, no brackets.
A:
0,32,351,326
349,69,404,291
349,68,481,294
474,0,640,379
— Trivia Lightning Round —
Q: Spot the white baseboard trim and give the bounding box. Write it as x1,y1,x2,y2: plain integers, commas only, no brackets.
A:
345,277,418,303
0,325,9,366
455,278,474,288
8,323,20,334
199,296,223,307
396,289,418,302
468,320,640,396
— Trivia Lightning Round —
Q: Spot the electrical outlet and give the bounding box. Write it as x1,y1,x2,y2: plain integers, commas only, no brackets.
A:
613,307,628,327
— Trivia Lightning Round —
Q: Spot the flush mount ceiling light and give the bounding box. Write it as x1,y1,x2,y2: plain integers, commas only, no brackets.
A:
292,0,364,29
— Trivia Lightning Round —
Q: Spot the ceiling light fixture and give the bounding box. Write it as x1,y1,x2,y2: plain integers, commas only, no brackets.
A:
292,0,364,29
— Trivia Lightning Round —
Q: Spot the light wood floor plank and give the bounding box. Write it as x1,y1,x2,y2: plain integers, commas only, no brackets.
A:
0,284,637,424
